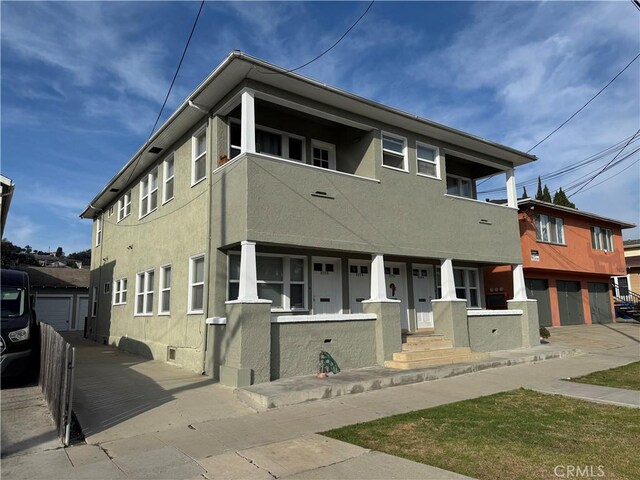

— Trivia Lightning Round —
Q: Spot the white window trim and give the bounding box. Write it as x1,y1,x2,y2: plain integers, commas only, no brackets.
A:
103,282,111,294
158,264,172,315
446,173,474,199
113,278,128,305
91,286,98,317
591,226,614,252
117,191,132,222
135,269,155,316
310,139,336,171
535,214,565,245
188,254,206,314
227,253,308,312
95,217,102,247
108,205,114,217
139,168,158,219
436,266,482,308
163,154,175,205
229,119,306,163
191,126,207,186
381,131,408,172
416,141,441,180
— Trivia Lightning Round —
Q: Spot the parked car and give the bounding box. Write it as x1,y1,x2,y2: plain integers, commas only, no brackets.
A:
1,269,39,378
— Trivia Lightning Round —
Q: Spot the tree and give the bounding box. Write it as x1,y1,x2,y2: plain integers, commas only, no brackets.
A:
535,177,544,200
55,247,64,258
522,186,529,199
553,187,576,209
24,245,32,253
542,185,552,203
68,249,91,266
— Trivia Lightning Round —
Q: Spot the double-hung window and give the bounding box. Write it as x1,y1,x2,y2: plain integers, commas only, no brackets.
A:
416,142,439,178
192,128,207,184
228,254,307,311
91,287,98,317
95,217,102,246
163,155,175,204
135,269,154,315
139,168,158,218
189,255,205,313
381,132,407,171
435,266,481,308
113,278,127,305
446,175,473,198
117,191,131,222
159,265,171,314
229,120,305,163
591,226,613,252
535,214,565,244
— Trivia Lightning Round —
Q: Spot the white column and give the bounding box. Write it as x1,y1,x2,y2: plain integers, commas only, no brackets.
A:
512,264,528,300
440,258,457,300
506,168,518,208
238,241,259,301
240,89,255,154
369,254,388,301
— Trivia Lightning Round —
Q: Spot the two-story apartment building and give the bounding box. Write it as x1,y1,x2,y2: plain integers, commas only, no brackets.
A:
484,199,634,327
81,52,540,386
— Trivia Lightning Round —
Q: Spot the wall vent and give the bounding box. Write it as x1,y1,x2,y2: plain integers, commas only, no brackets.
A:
167,347,177,361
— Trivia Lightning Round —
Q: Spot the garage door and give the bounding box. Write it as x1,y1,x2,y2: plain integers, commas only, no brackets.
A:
588,282,612,324
525,278,552,327
36,296,71,332
556,281,584,325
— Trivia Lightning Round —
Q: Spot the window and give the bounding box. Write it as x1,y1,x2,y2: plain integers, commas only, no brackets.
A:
435,266,481,308
382,132,407,171
192,128,207,184
135,269,154,315
256,129,282,156
113,278,128,305
229,120,306,163
104,282,111,294
446,175,473,198
228,254,307,311
311,140,336,170
108,205,114,216
189,255,205,313
591,226,613,252
139,168,158,218
91,287,98,317
95,217,102,246
535,214,565,244
229,122,241,159
159,265,171,314
118,191,131,222
163,155,175,204
416,142,439,178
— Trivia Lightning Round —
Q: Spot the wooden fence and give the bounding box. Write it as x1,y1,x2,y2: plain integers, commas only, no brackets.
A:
39,323,75,446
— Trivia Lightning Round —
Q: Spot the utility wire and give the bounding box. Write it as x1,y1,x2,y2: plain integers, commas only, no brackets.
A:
571,158,639,196
632,0,640,13
527,52,640,153
569,128,640,197
262,1,375,74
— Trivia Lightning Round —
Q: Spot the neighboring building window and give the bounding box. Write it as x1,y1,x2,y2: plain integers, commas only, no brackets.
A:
591,226,613,252
535,214,565,244
435,266,481,308
189,255,205,313
192,128,207,184
446,175,473,198
139,168,158,218
163,155,175,204
113,278,128,305
104,282,111,294
311,140,336,170
416,142,439,178
159,265,171,314
381,132,407,171
95,217,102,247
135,269,154,315
91,287,98,317
228,254,307,311
118,191,131,222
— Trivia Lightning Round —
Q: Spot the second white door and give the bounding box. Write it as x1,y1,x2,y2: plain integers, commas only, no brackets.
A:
312,257,342,314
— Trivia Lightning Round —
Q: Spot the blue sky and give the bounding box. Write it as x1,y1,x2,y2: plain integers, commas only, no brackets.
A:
2,1,639,253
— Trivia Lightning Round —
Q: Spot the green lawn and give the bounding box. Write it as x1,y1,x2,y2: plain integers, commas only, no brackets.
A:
567,361,640,391
322,389,640,480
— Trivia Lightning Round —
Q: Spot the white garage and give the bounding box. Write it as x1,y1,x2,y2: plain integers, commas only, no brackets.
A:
36,295,73,331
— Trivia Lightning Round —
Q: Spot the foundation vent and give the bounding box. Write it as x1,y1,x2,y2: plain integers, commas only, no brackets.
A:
167,347,177,362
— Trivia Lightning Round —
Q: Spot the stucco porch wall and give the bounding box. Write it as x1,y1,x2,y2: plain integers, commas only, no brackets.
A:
467,312,524,352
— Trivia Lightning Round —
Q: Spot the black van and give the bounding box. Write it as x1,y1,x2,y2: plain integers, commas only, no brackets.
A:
1,269,39,378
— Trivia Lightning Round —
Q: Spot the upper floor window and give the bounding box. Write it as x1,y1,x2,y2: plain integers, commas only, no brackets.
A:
416,142,439,179
230,122,241,159
189,255,205,313
535,214,565,244
118,190,131,222
381,132,407,171
229,120,305,163
108,205,114,217
311,140,336,170
446,175,472,198
113,278,127,305
135,269,154,315
95,217,102,246
163,155,175,204
591,226,613,252
192,128,207,185
139,168,158,218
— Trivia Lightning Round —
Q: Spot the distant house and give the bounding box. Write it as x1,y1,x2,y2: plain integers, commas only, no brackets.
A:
18,266,90,332
484,199,635,326
619,239,640,294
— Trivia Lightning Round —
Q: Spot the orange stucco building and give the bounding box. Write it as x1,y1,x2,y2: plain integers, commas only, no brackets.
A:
484,199,634,327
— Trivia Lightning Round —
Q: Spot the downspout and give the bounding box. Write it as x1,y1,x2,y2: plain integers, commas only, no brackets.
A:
202,114,214,375
93,211,105,341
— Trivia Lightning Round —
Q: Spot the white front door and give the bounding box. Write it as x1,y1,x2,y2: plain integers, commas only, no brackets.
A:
76,295,89,331
385,262,409,330
349,260,371,313
412,264,435,329
312,257,342,314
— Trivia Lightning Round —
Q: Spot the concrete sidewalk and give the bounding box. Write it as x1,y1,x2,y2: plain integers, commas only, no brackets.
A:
533,380,640,408
3,323,638,480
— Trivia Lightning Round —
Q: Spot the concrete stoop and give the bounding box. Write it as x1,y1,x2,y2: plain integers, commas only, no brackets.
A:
237,345,582,411
385,334,489,369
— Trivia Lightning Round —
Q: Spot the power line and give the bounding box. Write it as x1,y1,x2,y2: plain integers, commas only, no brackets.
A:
527,52,640,153
632,0,640,13
262,1,375,75
569,128,640,197
571,158,639,196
